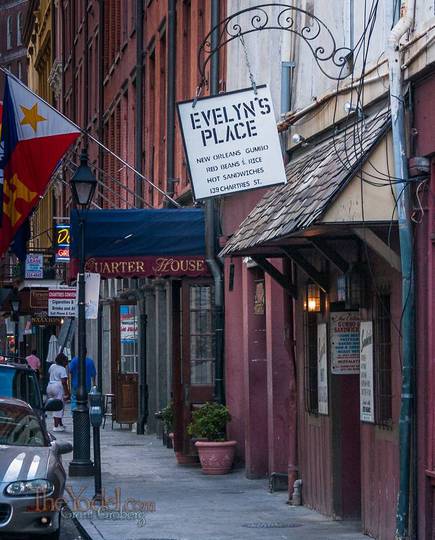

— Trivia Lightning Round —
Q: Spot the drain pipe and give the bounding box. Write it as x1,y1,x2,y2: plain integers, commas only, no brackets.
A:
207,0,224,405
387,1,416,539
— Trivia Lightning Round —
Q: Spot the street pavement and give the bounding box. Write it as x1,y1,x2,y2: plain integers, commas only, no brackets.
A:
52,406,369,540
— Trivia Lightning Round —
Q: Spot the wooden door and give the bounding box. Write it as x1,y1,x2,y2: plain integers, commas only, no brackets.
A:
173,280,215,456
111,302,139,424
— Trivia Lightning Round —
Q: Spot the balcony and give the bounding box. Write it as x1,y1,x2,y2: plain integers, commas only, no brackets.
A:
0,250,67,287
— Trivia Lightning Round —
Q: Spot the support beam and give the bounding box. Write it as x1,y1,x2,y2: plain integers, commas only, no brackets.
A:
250,256,297,298
281,247,329,292
353,228,401,273
309,238,350,274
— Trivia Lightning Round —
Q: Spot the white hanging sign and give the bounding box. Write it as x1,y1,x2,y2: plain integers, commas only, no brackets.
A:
360,321,375,423
74,273,101,320
177,85,287,200
48,288,77,317
317,323,329,415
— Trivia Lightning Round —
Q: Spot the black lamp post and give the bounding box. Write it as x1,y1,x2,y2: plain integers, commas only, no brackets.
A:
68,150,96,477
10,290,20,357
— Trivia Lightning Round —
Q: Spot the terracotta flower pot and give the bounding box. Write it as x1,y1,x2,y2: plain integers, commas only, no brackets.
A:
195,440,237,475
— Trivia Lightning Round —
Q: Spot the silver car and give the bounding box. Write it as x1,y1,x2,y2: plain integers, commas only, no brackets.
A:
0,397,72,539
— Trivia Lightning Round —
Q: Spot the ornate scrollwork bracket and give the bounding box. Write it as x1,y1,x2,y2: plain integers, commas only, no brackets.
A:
197,3,352,89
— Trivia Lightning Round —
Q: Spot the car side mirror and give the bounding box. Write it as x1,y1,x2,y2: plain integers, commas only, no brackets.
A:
44,398,63,412
55,442,73,455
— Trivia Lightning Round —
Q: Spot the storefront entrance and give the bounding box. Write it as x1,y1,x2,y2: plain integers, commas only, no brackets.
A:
111,301,139,424
173,280,215,458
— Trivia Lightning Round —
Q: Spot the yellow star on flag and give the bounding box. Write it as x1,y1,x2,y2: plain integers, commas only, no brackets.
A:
20,103,46,132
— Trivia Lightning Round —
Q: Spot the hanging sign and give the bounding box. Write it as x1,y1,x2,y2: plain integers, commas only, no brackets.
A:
330,312,360,374
360,321,375,423
25,254,44,279
84,272,100,320
48,288,77,317
317,323,329,415
177,84,287,200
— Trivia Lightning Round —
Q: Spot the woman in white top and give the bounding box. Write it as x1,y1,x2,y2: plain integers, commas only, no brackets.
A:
46,353,70,431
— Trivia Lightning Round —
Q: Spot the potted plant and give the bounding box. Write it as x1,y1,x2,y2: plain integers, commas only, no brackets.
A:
187,402,236,475
161,402,174,447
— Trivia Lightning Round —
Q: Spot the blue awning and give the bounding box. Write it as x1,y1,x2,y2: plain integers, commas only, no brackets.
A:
71,208,206,258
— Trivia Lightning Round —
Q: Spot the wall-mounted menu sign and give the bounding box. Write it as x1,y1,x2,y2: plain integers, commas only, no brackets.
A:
330,312,360,374
317,323,329,415
55,224,70,262
360,321,375,423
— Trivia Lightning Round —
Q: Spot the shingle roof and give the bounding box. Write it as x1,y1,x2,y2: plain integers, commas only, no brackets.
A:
220,109,390,256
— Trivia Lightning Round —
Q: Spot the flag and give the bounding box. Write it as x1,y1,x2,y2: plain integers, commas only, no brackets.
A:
0,74,80,258
0,100,4,226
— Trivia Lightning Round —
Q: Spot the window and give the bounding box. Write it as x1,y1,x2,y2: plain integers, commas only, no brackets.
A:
7,16,13,50
189,285,214,385
119,304,138,373
17,12,22,46
304,311,319,414
374,294,393,426
17,61,22,80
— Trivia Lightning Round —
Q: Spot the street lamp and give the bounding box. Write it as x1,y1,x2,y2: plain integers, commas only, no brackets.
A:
10,290,20,357
68,149,96,477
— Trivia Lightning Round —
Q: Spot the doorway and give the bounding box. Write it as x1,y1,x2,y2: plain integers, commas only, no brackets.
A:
172,280,215,457
330,305,362,519
111,302,139,424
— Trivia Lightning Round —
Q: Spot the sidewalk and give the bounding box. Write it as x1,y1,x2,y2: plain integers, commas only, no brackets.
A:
54,406,369,540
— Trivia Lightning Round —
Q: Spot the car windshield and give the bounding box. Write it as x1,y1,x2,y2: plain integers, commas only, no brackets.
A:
0,403,46,447
0,367,42,410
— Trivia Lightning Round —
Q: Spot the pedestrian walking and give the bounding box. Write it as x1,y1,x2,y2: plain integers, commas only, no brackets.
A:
68,349,96,411
46,353,70,431
25,349,41,376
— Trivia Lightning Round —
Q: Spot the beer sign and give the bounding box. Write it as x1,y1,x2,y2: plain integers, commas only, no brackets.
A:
55,224,70,262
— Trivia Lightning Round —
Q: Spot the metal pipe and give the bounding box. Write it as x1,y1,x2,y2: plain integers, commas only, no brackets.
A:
207,0,224,405
387,1,416,538
135,0,144,206
166,0,176,200
98,0,105,209
83,0,89,150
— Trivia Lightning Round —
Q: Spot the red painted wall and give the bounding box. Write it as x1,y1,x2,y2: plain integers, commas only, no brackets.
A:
294,250,401,539
413,73,435,540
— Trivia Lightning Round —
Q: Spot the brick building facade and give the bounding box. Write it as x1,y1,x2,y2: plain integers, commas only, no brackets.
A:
0,0,28,96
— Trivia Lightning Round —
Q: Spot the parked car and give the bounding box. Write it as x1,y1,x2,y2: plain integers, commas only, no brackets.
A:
0,397,72,539
0,361,63,428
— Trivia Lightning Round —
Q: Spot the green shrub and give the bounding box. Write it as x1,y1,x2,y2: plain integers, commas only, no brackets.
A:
161,402,174,432
187,402,231,441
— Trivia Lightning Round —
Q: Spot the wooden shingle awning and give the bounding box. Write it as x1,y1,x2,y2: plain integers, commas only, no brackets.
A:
220,108,395,258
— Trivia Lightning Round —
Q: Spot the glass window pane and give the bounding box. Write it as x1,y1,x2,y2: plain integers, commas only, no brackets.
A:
189,285,215,385
120,304,138,374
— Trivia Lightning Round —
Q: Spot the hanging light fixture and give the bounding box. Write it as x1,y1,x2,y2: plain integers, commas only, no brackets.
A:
70,150,97,209
345,263,367,309
305,281,322,313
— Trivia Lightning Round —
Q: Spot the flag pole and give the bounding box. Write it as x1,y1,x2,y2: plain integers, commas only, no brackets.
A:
0,67,182,208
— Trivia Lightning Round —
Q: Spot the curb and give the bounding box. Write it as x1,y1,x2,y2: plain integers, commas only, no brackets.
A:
66,506,94,540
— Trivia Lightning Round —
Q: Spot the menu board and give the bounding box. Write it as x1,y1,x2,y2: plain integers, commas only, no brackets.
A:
330,312,360,374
